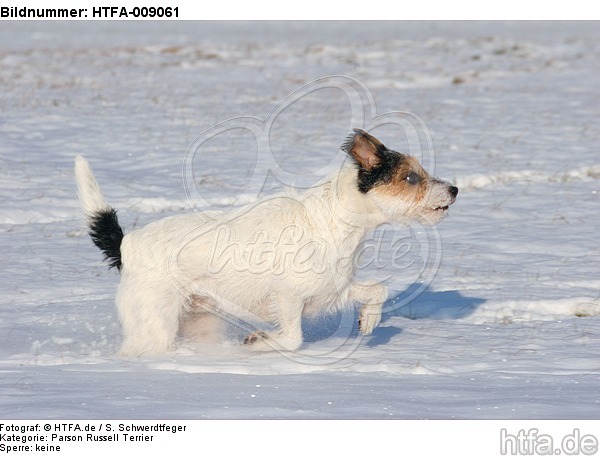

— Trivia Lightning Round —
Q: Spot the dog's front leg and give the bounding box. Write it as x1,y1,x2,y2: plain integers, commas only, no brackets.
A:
245,293,304,352
350,281,388,335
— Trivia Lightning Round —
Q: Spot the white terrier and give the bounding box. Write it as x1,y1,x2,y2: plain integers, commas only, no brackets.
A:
75,129,457,356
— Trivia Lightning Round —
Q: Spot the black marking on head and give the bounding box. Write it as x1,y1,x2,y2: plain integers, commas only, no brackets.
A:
355,152,403,193
88,208,124,271
341,129,403,194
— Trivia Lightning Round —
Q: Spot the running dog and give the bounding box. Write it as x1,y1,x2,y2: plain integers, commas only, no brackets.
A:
75,129,458,356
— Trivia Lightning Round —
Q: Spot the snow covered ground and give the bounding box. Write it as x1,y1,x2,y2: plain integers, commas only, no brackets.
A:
1,21,599,419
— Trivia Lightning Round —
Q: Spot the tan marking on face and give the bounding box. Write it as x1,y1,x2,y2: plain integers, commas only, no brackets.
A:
371,154,431,205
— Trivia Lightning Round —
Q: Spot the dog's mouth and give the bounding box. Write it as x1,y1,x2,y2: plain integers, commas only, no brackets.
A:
429,196,456,213
427,204,450,213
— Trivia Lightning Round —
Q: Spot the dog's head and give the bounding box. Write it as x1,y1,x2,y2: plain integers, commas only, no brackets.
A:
342,129,458,225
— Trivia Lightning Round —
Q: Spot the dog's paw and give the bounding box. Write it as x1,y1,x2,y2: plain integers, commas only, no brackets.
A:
358,309,382,335
244,331,278,352
243,330,268,345
243,331,303,352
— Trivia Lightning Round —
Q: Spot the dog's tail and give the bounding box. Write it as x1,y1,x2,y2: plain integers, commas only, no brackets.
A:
74,155,124,271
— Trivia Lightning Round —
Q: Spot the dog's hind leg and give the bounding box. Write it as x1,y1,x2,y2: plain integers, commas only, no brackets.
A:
180,307,226,344
115,276,183,356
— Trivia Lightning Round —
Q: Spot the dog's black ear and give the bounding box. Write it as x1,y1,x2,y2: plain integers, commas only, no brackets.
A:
341,129,387,171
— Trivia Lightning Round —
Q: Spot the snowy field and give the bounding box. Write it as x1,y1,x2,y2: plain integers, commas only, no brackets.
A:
1,21,599,419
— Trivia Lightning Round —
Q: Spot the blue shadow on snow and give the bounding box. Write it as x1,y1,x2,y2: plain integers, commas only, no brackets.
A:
302,285,486,346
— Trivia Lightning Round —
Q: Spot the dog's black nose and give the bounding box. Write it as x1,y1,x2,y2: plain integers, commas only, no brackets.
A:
449,186,459,197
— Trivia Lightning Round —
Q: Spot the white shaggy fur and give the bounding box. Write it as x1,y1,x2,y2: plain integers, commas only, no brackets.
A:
75,130,457,356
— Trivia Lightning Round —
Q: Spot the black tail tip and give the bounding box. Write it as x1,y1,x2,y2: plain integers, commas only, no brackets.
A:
88,208,124,271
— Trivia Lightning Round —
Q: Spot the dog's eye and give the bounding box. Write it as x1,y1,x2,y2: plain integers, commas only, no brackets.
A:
406,172,421,185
